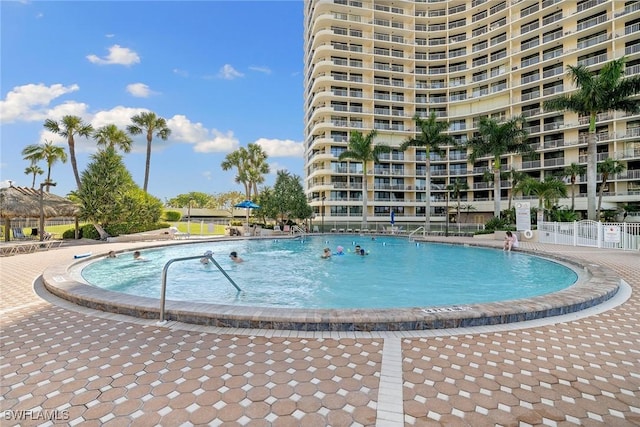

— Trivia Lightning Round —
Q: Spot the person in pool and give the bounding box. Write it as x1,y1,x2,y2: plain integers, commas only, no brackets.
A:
133,251,146,261
335,246,345,255
229,251,244,263
321,247,332,259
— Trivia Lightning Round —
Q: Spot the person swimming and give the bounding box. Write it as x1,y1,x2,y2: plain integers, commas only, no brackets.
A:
321,247,332,259
335,246,345,255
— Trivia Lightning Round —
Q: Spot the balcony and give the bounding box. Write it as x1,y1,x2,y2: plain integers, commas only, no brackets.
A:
576,14,608,31
577,53,608,67
576,0,605,13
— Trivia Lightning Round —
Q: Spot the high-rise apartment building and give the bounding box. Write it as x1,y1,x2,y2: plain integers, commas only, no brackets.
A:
303,0,640,228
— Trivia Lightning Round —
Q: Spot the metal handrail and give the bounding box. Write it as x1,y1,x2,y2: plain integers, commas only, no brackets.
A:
159,253,241,323
408,226,424,241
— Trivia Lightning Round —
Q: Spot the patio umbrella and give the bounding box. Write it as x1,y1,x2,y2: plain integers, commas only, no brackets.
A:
234,200,260,209
0,186,79,241
234,200,260,228
390,210,395,225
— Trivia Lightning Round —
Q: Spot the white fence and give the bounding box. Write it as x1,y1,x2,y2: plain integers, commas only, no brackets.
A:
538,220,640,251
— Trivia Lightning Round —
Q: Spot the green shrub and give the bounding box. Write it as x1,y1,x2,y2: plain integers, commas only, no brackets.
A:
484,217,512,232
164,210,182,221
62,228,77,239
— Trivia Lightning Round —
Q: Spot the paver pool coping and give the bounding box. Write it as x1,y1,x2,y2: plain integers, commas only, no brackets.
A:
42,238,622,331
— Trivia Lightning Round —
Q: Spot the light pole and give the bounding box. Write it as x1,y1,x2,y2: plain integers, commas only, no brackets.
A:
321,195,326,233
39,181,56,242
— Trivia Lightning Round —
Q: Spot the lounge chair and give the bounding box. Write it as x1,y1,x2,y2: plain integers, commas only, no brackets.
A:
283,225,291,233
169,226,190,239
312,225,320,233
12,228,28,240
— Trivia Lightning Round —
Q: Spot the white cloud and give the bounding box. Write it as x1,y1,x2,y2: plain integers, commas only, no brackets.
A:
91,106,147,129
173,68,189,78
254,138,304,158
217,64,244,80
167,115,239,153
202,171,212,181
105,34,115,38
0,83,80,123
86,44,140,66
249,66,271,74
126,83,156,98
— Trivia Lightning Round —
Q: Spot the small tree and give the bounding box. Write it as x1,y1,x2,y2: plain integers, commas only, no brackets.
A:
596,158,625,219
258,171,312,224
562,162,586,211
516,176,568,221
75,147,162,239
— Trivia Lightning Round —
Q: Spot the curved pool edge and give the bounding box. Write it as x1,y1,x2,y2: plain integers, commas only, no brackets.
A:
42,242,622,331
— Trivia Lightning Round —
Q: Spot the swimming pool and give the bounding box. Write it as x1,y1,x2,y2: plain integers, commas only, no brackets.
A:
81,236,578,309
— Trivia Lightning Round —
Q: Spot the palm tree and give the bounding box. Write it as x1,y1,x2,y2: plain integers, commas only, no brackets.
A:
221,147,253,199
127,112,172,192
399,112,454,232
506,168,527,211
21,140,68,192
468,116,531,218
596,158,625,220
43,115,93,189
446,178,469,224
516,176,568,221
93,124,133,153
246,143,270,198
461,204,477,223
562,163,586,211
24,164,44,188
338,129,390,229
543,57,640,220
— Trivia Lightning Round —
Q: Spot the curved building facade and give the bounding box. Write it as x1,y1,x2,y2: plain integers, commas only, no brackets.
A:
303,0,640,229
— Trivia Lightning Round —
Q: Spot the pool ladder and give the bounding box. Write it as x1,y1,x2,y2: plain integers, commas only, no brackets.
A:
158,253,241,324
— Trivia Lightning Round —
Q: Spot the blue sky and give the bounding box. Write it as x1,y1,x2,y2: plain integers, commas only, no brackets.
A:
1,0,305,202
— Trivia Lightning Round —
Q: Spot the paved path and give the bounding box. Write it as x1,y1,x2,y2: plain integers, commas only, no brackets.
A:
1,237,638,426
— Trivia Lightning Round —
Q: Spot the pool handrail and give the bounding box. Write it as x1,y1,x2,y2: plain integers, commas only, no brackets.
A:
408,226,424,241
159,253,241,323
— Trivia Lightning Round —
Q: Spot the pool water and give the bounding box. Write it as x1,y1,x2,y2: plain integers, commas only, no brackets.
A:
81,237,578,309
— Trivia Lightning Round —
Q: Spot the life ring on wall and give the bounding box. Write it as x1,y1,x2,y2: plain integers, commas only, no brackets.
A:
523,230,534,239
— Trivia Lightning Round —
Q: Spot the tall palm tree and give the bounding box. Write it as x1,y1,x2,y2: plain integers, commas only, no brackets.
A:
246,143,270,198
446,178,469,224
596,158,625,220
93,124,133,153
562,162,586,211
24,164,44,188
544,57,640,220
127,112,172,192
516,176,567,221
399,112,454,232
21,140,68,192
43,116,93,189
468,116,531,218
338,129,390,229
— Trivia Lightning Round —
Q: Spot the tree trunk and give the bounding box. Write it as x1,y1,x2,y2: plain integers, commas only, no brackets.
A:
596,175,607,219
570,176,576,211
93,223,109,241
362,164,368,229
586,116,597,220
493,162,501,218
143,133,152,192
68,136,81,189
424,155,431,233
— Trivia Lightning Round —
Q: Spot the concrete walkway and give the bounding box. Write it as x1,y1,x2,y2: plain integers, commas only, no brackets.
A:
1,237,638,426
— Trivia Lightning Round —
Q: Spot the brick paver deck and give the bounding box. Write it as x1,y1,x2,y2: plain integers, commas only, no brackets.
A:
1,237,638,426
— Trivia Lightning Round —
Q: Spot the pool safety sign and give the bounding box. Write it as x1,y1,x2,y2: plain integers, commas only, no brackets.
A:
604,225,621,243
515,202,531,232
